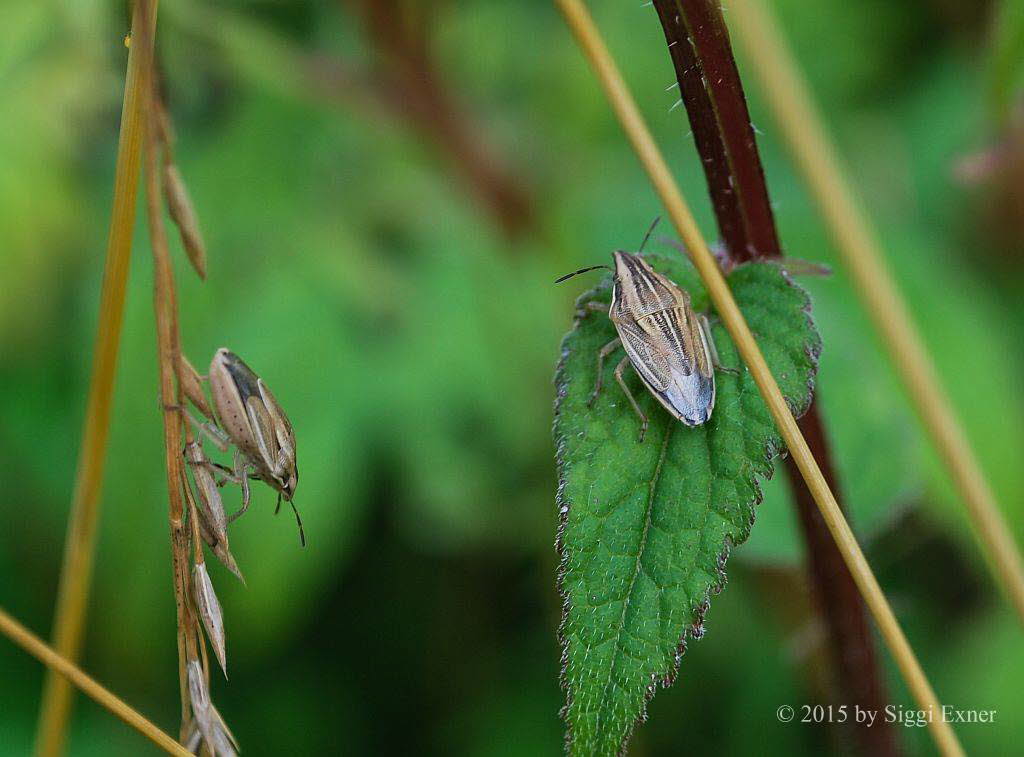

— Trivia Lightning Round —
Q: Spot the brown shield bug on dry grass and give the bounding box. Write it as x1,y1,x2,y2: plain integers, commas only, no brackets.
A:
179,348,304,545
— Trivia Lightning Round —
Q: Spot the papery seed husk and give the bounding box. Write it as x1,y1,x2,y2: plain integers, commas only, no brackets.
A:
210,728,239,757
163,163,207,280
183,721,202,754
196,464,228,536
187,659,239,757
187,658,213,743
212,541,246,585
182,463,241,582
193,562,228,677
179,354,214,418
186,442,228,536
190,484,245,584
210,705,240,756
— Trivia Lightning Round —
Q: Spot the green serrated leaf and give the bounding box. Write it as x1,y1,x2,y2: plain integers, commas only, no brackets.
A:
554,254,820,756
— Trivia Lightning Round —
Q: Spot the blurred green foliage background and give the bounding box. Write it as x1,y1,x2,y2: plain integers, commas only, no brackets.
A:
1,0,1023,754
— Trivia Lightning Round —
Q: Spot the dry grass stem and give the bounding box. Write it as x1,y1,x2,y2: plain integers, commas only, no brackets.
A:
552,0,964,754
726,0,1024,626
144,68,202,738
144,28,238,750
35,2,161,754
0,607,190,756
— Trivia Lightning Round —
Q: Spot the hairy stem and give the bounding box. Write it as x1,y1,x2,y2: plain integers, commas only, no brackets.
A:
652,1,895,753
653,0,781,261
783,416,895,755
35,2,160,754
727,0,1024,628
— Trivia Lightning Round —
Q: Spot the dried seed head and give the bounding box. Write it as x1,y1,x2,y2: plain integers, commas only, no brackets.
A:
187,658,210,714
187,658,212,744
187,659,239,757
185,441,227,534
182,454,245,584
192,562,227,677
183,722,202,753
208,705,240,757
179,353,213,419
163,163,207,280
210,540,245,585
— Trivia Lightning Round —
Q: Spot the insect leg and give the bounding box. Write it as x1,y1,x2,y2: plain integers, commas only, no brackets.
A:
189,456,241,487
614,356,649,443
588,337,622,407
209,462,238,486
699,313,740,375
227,482,250,523
183,451,236,488
173,403,231,452
227,449,252,523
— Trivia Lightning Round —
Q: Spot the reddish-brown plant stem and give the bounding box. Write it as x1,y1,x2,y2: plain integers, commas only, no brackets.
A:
654,0,781,260
784,410,893,752
652,2,896,754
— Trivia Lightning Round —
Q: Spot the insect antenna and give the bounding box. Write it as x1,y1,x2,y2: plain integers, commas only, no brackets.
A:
275,492,305,546
290,500,306,547
554,264,612,283
638,216,662,253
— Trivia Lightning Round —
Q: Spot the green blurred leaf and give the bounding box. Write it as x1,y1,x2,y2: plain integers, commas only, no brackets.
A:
554,256,819,755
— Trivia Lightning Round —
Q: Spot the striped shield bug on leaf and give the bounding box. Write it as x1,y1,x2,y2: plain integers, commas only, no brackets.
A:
556,224,733,441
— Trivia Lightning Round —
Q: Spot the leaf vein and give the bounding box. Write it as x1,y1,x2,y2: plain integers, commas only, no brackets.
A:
593,423,674,737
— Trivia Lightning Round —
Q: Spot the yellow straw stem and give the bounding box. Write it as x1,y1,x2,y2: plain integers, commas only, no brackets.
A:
727,0,1024,626
1,607,190,756
35,2,160,755
552,1,963,755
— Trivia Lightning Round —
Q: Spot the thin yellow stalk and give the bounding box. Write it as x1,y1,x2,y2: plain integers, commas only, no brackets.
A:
552,1,963,755
35,2,161,754
1,607,190,756
726,0,1024,626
